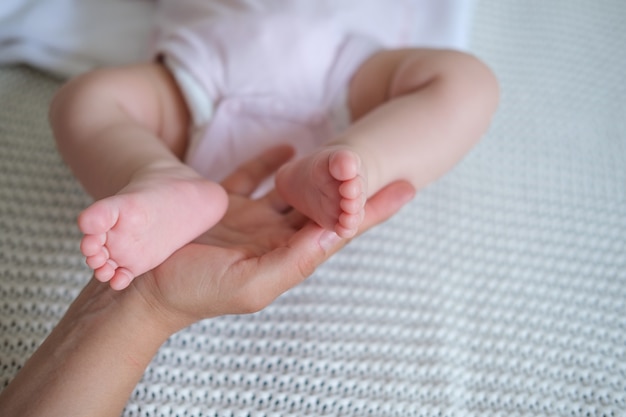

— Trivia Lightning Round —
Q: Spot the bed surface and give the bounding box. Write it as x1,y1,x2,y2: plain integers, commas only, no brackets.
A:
1,1,625,416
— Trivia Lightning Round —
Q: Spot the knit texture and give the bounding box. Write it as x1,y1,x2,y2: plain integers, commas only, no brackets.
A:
1,1,625,416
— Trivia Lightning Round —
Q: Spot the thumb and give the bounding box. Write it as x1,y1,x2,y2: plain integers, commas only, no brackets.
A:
250,223,341,298
252,179,416,295
241,180,415,310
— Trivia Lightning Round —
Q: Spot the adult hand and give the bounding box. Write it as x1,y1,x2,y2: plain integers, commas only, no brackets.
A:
134,145,416,333
0,146,415,417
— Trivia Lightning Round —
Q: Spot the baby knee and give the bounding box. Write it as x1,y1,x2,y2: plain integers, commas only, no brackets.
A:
442,51,500,117
49,68,122,142
392,49,499,114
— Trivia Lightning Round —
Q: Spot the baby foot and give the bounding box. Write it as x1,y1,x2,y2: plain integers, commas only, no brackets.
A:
78,164,228,290
275,146,366,238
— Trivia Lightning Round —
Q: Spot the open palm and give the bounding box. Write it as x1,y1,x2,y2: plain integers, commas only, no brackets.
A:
134,146,415,330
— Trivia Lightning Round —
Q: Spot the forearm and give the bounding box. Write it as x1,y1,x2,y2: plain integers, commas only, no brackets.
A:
0,278,173,417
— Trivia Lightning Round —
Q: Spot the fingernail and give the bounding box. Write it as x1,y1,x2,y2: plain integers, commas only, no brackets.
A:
319,230,341,251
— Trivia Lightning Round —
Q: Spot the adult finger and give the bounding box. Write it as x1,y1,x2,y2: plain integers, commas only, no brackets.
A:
224,223,335,314
359,180,416,234
227,181,415,313
221,145,294,195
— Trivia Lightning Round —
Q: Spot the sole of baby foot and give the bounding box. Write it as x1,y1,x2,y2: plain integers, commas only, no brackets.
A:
276,147,367,238
78,166,228,290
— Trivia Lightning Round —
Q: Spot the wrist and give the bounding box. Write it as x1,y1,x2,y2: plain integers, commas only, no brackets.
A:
0,278,174,417
128,269,199,336
70,278,174,373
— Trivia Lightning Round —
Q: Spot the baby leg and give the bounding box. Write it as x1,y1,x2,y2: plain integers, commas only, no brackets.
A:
277,49,498,237
51,64,227,290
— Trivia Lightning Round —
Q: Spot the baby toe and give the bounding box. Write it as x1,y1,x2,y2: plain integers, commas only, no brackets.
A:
338,177,364,200
85,248,109,269
80,233,106,257
337,212,363,238
94,260,117,282
109,268,134,291
340,197,364,214
329,149,360,181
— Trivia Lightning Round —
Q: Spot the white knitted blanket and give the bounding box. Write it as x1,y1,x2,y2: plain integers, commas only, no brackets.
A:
1,1,625,416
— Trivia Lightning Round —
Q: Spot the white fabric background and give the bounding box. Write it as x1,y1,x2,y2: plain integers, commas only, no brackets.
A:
0,0,154,77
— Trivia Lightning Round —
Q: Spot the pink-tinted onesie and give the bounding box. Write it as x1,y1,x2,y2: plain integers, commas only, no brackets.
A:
152,1,419,182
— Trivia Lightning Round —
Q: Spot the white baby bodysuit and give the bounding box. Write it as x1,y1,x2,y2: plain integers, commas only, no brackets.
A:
152,0,467,182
